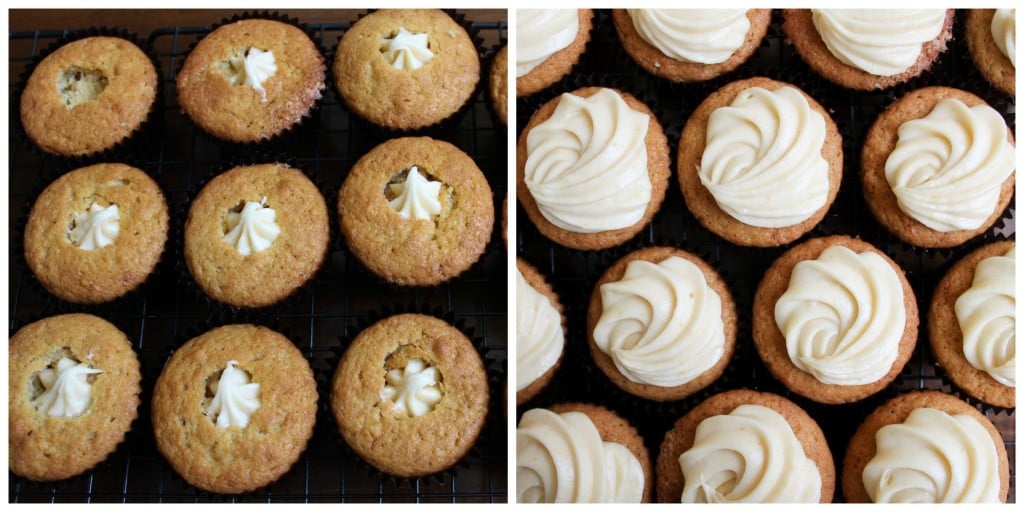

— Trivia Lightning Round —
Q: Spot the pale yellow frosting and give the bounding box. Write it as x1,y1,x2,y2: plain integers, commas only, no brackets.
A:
516,267,564,392
593,256,725,387
679,404,821,503
381,28,434,70
388,166,443,221
699,85,829,228
70,202,119,250
380,358,442,417
811,9,947,76
205,360,260,428
775,245,905,386
517,9,579,77
627,9,750,64
34,357,102,418
863,407,1001,503
524,88,651,234
992,9,1016,67
226,48,276,102
885,98,1014,233
517,408,644,503
955,247,1015,387
223,198,280,256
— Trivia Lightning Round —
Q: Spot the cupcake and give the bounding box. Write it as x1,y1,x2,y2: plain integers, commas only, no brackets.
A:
176,17,326,143
24,163,169,304
333,9,480,131
966,9,1015,96
152,324,318,494
861,86,1015,248
517,403,652,502
9,314,141,481
656,390,834,503
677,77,842,247
19,35,157,157
517,87,670,250
783,9,954,90
612,9,771,82
331,313,489,478
752,236,918,404
184,162,330,308
516,258,565,405
337,136,494,286
516,9,593,97
842,390,1009,503
489,45,508,125
587,246,735,401
929,240,1015,409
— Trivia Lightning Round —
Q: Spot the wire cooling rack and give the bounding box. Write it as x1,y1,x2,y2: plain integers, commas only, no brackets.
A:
8,13,508,503
516,9,1014,503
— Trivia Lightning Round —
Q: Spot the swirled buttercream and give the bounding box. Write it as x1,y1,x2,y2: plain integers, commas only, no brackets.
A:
381,358,443,417
863,407,1001,503
516,268,564,391
226,48,276,102
699,86,829,228
811,10,947,76
517,10,580,77
679,404,821,502
627,9,750,64
775,245,905,385
205,360,260,428
34,357,102,417
517,408,644,503
992,9,1016,67
388,166,443,221
524,89,651,233
70,203,119,250
884,98,1014,233
593,256,724,387
223,197,280,256
955,247,1015,387
381,28,434,70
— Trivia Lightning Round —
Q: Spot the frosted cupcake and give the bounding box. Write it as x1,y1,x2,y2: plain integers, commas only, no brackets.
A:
516,9,593,97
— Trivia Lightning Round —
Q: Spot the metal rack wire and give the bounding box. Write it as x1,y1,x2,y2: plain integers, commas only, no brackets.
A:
8,15,508,504
515,9,1014,503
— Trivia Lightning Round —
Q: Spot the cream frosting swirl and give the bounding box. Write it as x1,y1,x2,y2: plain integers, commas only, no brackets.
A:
388,166,443,221
775,245,905,386
627,9,750,64
34,357,102,418
205,360,260,428
679,404,821,502
955,247,1015,387
811,10,947,76
593,256,724,387
517,408,644,503
381,28,434,70
992,9,1016,67
884,98,1014,233
381,358,442,417
699,86,829,228
227,47,276,102
223,198,280,256
525,89,651,234
516,267,564,392
517,9,579,77
863,407,1001,503
70,203,119,250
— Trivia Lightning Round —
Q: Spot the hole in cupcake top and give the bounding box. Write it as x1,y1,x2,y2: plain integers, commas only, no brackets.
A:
380,352,443,417
203,360,260,429
67,201,120,250
30,348,102,418
385,166,448,222
380,28,434,70
57,67,109,109
222,197,280,256
216,47,277,102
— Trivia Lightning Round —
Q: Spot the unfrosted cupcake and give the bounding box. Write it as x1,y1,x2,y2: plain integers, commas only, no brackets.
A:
929,240,1015,409
752,236,918,404
489,45,508,125
612,9,771,82
966,9,1015,96
861,87,1015,248
516,9,593,97
516,258,565,405
517,87,670,250
783,9,954,90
